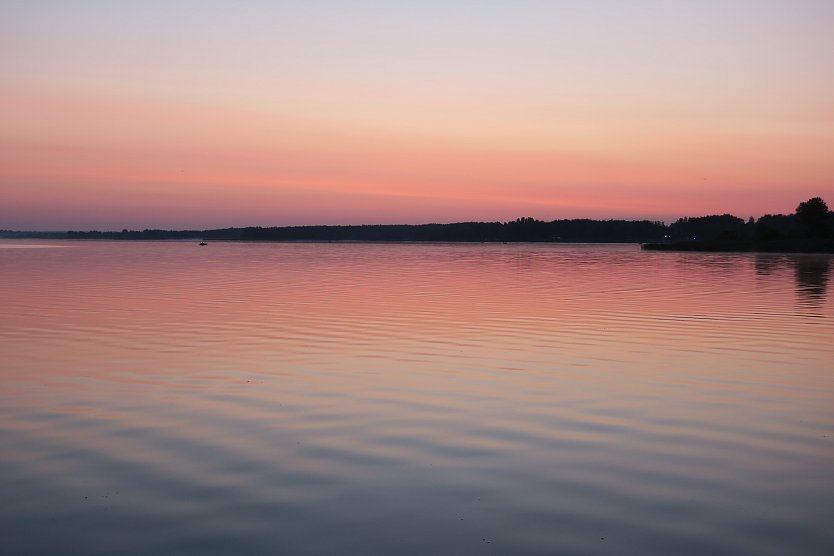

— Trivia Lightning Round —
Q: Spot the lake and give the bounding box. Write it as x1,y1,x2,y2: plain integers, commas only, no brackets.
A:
1,240,832,555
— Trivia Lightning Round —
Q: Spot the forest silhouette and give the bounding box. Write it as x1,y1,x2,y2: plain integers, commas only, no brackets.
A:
3,197,832,251
643,197,833,252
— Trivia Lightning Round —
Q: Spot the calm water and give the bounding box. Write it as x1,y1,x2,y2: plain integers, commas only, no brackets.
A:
1,240,833,555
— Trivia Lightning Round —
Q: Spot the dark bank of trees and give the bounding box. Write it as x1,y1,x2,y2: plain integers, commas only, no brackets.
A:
667,214,749,241
236,218,666,243
3,197,831,251
645,197,834,252
52,218,666,243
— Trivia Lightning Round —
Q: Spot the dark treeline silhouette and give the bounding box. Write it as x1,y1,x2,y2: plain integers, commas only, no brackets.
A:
2,197,832,250
667,214,748,241
3,218,667,243
645,197,834,252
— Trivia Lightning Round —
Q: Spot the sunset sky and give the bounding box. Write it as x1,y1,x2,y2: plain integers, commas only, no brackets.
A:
2,0,834,230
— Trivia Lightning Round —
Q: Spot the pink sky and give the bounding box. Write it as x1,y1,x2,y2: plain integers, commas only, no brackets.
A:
2,1,833,229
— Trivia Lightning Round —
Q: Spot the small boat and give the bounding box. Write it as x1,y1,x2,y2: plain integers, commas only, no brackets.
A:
199,241,207,246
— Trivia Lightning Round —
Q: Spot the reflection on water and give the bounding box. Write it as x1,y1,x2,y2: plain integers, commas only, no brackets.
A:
755,254,832,310
796,258,830,305
1,241,833,556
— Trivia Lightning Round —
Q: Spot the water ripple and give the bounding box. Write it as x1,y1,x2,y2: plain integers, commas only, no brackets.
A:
1,241,833,555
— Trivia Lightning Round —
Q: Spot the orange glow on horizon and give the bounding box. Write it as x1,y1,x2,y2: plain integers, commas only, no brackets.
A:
2,0,834,229
2,86,832,229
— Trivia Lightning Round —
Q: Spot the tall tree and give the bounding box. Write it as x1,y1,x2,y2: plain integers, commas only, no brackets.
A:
795,197,830,238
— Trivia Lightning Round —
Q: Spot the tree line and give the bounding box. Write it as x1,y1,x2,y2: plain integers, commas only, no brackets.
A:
644,197,833,252
3,197,831,247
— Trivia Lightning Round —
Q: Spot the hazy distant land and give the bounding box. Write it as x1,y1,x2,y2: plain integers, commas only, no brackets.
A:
3,197,832,252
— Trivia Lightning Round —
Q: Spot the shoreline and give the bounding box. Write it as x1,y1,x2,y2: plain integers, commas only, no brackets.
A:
642,239,834,254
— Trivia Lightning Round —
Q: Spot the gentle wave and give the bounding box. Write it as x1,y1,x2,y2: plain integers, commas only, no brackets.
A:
1,240,833,555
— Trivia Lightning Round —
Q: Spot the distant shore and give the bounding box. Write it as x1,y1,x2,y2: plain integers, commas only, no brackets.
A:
642,239,834,254
3,197,832,251
0,219,667,244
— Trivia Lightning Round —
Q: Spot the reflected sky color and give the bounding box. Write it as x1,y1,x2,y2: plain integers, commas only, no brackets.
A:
2,1,834,229
1,241,833,554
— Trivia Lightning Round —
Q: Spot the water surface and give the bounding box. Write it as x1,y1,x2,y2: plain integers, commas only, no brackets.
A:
1,240,833,555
